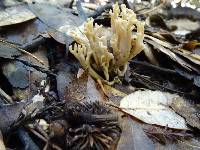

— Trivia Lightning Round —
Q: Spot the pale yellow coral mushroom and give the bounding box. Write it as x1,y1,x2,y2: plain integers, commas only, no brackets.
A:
69,3,144,84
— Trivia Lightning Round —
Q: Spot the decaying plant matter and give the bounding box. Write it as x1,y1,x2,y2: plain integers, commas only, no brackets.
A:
12,101,121,150
64,102,121,150
69,3,145,84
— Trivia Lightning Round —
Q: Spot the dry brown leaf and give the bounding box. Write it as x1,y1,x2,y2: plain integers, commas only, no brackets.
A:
183,41,200,50
65,70,106,102
65,71,88,101
103,84,127,105
145,39,195,71
171,97,200,129
144,34,174,49
174,48,200,66
84,75,106,103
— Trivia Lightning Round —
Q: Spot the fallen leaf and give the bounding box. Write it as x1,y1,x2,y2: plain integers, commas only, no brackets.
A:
0,40,22,59
173,48,200,66
144,34,174,49
24,0,71,7
146,14,170,30
168,7,200,21
117,117,155,150
84,75,105,103
0,19,48,46
194,76,200,87
0,130,6,150
168,19,200,36
104,84,127,98
174,66,200,88
171,97,200,129
143,43,159,66
155,137,200,149
2,48,48,99
28,3,83,44
120,90,188,129
103,84,127,105
145,38,198,72
0,5,36,27
2,61,29,89
0,102,25,133
64,70,88,101
183,41,200,50
176,138,200,150
56,62,76,100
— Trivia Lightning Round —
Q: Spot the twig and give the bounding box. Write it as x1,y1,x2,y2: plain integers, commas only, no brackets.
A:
0,87,13,104
69,0,74,9
0,38,44,65
50,143,63,150
130,60,177,75
29,127,62,150
137,0,166,16
178,139,200,149
17,128,40,150
135,7,151,13
16,58,56,76
34,122,49,139
28,128,48,142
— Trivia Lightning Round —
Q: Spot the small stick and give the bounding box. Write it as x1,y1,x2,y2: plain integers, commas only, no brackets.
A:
69,0,74,9
137,0,166,16
0,39,44,65
28,128,48,142
17,128,40,150
0,87,13,104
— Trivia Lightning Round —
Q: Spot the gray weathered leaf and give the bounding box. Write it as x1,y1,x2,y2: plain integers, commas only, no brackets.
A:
1,19,48,46
0,102,25,133
117,117,155,150
0,5,36,27
28,3,83,44
2,61,29,89
0,41,21,59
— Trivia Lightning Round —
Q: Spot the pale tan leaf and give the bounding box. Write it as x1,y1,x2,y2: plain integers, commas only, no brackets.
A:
0,130,6,150
120,90,188,129
173,48,200,66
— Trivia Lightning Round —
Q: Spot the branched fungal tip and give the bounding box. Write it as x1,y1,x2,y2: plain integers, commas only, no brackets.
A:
69,3,144,84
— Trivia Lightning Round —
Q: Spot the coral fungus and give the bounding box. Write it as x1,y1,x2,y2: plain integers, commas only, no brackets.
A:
69,3,145,84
